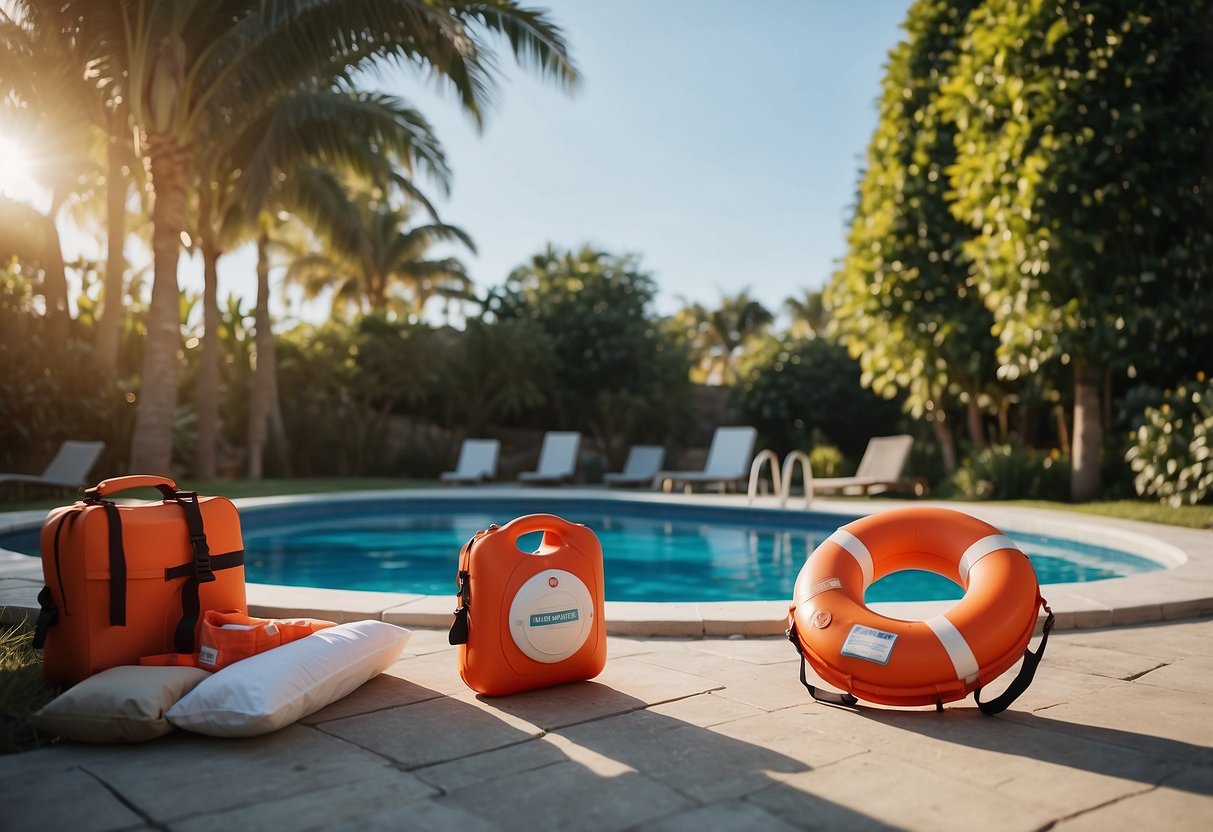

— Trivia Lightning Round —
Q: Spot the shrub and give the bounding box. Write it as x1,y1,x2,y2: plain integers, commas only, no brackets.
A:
1125,376,1213,507
809,444,844,479
952,442,1069,501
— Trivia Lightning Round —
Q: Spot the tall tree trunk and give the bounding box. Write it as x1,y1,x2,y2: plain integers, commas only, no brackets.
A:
1071,361,1104,502
193,190,221,481
41,195,70,346
129,138,189,475
96,121,128,375
247,230,275,479
965,396,988,450
929,408,958,474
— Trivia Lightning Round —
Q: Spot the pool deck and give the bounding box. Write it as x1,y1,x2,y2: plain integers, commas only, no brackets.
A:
1,493,1211,830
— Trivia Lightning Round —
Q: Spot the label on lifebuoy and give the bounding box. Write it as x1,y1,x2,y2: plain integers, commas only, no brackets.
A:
841,624,898,664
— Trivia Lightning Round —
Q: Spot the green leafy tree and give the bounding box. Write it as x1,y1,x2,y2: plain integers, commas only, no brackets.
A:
827,0,994,476
940,0,1213,500
485,245,693,467
674,289,774,386
432,317,556,440
732,334,903,462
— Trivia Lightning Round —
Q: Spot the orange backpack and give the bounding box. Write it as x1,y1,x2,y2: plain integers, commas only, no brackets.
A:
34,475,247,686
448,514,606,696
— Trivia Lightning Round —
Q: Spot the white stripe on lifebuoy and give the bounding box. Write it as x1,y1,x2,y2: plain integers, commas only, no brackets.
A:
958,534,1020,586
925,615,981,683
826,529,874,588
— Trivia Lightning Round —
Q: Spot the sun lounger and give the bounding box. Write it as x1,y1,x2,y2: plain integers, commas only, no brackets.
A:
603,445,665,487
811,434,919,496
518,432,581,484
440,439,500,484
0,440,105,499
655,426,757,493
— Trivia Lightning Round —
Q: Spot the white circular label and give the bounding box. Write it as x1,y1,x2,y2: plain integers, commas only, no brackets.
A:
508,569,593,663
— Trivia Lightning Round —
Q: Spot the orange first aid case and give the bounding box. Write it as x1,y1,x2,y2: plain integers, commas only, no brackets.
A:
33,475,247,686
448,514,606,696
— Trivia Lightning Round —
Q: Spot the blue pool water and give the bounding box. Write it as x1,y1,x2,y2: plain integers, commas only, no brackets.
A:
1,498,1165,602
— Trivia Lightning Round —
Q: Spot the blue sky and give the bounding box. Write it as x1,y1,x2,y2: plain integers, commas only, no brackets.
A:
34,1,912,325
376,0,913,320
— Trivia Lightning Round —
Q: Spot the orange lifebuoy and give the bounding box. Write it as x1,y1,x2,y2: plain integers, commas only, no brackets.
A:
788,507,1052,712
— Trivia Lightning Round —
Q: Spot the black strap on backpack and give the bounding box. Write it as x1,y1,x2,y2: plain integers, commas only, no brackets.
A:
33,510,79,649
162,491,243,653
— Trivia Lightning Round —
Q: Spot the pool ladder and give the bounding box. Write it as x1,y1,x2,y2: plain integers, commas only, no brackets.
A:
748,450,814,508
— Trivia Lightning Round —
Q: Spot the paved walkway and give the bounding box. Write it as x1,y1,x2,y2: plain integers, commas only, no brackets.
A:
3,617,1211,831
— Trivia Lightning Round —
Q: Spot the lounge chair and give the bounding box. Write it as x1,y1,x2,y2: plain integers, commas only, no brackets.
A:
811,434,921,496
603,445,665,487
655,426,758,493
518,431,581,484
439,439,500,484
0,440,105,499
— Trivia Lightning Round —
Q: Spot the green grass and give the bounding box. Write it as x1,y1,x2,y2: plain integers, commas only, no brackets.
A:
988,500,1213,530
0,477,430,514
0,625,54,754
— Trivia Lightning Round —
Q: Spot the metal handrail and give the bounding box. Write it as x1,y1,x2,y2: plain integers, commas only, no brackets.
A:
780,450,813,509
747,449,782,503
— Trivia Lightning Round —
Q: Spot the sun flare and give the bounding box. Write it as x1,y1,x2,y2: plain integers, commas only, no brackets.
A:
0,133,43,203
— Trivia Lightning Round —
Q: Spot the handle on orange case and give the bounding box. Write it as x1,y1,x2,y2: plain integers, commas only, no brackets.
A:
85,475,179,499
499,513,572,550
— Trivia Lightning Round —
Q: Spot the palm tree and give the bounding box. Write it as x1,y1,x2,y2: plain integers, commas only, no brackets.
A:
675,289,774,385
283,192,476,320
784,289,828,339
190,87,451,479
59,0,577,474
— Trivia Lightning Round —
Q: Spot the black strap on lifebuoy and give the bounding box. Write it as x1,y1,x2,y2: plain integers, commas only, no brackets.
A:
975,601,1055,716
787,623,858,707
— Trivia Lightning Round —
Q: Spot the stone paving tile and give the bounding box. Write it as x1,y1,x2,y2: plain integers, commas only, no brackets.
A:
1133,656,1213,694
1051,766,1213,832
776,703,1182,817
319,693,543,769
376,647,469,697
2,767,146,832
1002,682,1213,766
686,635,803,665
301,668,444,725
553,708,861,804
445,760,694,832
413,735,567,793
404,627,459,656
466,676,664,732
60,726,409,824
648,691,769,728
167,767,436,831
1061,617,1213,659
753,752,1059,832
630,648,809,712
640,799,803,832
1041,639,1170,680
1003,664,1129,711
348,798,503,832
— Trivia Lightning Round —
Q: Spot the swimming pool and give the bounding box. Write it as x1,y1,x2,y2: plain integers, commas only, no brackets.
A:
0,496,1165,603
232,497,1163,602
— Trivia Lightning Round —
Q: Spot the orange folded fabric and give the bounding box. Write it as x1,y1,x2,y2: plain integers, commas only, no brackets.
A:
141,610,336,670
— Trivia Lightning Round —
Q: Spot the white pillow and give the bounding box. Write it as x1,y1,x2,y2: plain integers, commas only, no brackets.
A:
33,665,212,743
166,620,410,737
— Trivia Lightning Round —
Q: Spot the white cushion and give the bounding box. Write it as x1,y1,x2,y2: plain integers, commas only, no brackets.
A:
166,620,410,737
33,665,212,743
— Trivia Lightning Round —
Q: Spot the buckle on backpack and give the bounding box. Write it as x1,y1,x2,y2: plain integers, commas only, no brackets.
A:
191,533,215,583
